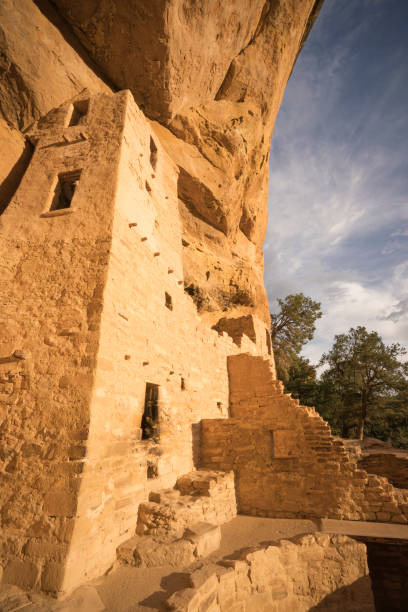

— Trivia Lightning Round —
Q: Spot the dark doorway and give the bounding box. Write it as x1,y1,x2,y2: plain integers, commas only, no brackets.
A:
141,383,159,440
49,170,81,211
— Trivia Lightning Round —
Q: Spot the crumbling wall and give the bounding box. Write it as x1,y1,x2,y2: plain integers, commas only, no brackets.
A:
359,453,408,491
201,354,408,524
166,533,374,611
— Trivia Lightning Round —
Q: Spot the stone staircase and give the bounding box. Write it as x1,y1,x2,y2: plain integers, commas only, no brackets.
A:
117,470,236,568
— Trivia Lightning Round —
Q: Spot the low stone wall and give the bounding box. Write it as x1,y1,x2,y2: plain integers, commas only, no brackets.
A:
117,470,236,569
137,471,237,539
165,533,375,611
359,453,408,490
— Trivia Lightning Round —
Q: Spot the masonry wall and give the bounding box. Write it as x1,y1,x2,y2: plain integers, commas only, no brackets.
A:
165,533,374,612
359,453,408,490
0,91,271,595
0,91,128,593
201,354,408,524
60,92,267,593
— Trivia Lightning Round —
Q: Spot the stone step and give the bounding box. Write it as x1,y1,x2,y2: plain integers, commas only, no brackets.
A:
117,521,221,569
117,470,236,569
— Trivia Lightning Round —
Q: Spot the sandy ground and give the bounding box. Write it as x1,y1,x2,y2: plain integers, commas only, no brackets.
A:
92,517,319,612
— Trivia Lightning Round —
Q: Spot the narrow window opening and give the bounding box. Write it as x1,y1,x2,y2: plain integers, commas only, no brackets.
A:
49,170,81,211
141,383,159,441
68,99,89,127
181,377,186,390
150,136,158,170
165,292,173,310
266,328,272,355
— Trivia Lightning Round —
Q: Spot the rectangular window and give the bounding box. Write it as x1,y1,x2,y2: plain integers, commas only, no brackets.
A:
142,383,159,441
68,99,89,127
49,170,81,211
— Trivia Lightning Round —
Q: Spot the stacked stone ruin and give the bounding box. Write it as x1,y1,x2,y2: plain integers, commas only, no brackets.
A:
201,354,408,523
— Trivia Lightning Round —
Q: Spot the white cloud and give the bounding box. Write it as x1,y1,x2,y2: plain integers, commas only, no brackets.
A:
265,0,408,367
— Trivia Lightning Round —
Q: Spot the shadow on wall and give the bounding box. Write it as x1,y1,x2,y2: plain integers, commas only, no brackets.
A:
309,576,375,610
0,139,33,215
366,540,408,612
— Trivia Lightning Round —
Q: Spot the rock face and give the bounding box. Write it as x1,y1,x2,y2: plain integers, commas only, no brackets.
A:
0,0,111,131
1,0,323,327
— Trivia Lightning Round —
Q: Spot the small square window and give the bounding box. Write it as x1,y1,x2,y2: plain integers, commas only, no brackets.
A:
49,171,81,211
165,292,173,311
142,382,159,441
68,100,89,127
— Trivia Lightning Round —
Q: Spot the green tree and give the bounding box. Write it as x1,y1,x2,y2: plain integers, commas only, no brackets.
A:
320,326,407,440
270,293,322,384
285,357,351,437
285,356,319,407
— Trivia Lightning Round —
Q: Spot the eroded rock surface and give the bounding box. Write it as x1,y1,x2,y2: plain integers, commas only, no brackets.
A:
0,0,111,131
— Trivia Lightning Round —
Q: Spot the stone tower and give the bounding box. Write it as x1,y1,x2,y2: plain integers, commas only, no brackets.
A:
0,89,273,594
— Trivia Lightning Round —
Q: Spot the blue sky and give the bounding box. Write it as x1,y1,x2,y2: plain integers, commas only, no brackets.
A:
265,0,408,364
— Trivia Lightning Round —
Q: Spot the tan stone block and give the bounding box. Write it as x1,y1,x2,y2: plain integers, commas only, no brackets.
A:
187,564,219,591
217,568,236,608
40,561,65,593
184,522,221,558
376,512,391,521
44,490,77,517
23,539,68,562
390,514,407,524
166,587,201,611
2,559,39,590
119,535,196,568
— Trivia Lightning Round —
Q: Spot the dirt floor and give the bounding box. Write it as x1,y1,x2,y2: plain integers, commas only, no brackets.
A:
95,516,319,612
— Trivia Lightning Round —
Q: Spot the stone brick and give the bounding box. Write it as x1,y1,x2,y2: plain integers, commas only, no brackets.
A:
184,523,221,558
2,559,39,590
40,562,65,593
